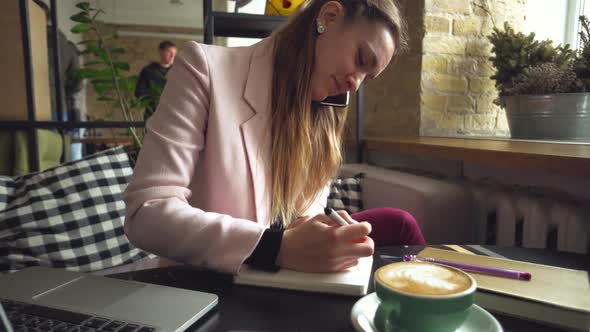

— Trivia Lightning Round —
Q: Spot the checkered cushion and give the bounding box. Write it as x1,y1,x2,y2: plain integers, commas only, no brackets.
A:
327,173,364,214
0,147,149,273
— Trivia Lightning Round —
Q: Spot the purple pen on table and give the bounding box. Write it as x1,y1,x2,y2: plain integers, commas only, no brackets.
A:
380,254,532,281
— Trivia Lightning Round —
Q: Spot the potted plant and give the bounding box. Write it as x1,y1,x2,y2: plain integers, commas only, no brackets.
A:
69,2,158,158
488,21,590,141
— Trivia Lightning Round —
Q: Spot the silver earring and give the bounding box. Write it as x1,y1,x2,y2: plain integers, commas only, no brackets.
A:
316,19,325,34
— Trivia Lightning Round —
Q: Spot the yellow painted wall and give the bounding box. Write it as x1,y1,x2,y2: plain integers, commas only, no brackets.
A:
0,0,51,121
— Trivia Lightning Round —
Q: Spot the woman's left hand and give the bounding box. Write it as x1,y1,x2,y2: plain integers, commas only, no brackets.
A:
276,212,374,273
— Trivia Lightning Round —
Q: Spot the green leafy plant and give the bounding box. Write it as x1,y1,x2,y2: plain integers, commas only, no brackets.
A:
506,63,583,96
573,16,590,91
488,22,577,97
70,2,150,149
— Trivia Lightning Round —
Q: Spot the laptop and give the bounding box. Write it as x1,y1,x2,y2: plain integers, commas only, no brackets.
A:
0,302,12,332
0,266,218,332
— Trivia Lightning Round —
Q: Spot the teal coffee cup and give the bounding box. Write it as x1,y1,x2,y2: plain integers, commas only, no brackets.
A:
374,261,477,332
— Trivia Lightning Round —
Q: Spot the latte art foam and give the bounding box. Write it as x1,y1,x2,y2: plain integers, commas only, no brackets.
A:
377,262,472,296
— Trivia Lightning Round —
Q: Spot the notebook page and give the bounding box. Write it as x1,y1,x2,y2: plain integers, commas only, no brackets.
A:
419,247,590,313
234,256,373,296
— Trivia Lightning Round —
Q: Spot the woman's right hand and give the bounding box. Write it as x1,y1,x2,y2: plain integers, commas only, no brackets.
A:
276,213,374,272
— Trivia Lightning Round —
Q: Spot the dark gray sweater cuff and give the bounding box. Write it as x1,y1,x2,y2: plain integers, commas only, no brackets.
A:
244,228,284,272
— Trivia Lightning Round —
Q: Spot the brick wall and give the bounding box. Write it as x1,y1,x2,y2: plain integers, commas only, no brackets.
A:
350,0,527,141
363,0,424,137
420,0,526,136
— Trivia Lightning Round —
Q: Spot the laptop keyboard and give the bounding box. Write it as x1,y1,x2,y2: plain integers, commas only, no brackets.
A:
1,299,156,332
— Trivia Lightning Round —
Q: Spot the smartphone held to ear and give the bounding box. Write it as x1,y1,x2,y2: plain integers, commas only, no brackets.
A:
319,92,350,107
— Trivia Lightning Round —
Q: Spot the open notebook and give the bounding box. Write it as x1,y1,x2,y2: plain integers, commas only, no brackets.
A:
234,256,373,296
419,247,590,331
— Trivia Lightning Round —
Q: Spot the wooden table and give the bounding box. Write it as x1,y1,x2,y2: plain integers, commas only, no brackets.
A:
363,136,590,177
98,245,589,332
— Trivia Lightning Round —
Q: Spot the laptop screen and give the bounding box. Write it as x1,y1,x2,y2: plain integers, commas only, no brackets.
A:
0,303,14,332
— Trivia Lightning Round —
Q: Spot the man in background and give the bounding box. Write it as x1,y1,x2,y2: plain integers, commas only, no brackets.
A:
135,41,177,122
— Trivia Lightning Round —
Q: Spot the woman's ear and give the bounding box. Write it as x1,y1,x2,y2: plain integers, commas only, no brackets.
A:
317,1,344,28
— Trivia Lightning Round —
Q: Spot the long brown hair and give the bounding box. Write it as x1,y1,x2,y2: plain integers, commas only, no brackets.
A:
269,0,407,226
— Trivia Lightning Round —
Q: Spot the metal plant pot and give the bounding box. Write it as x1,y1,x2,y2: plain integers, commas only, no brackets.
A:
503,92,590,141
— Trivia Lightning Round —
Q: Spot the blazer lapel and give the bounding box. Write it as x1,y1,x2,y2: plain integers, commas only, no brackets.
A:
243,38,273,116
240,38,274,225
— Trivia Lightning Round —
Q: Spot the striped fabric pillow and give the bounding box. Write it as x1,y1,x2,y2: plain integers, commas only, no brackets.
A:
327,173,364,214
0,147,149,273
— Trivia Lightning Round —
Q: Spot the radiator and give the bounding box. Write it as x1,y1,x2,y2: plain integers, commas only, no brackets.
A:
470,185,589,254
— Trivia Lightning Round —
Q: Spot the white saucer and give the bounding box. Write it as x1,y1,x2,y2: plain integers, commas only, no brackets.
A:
350,293,503,332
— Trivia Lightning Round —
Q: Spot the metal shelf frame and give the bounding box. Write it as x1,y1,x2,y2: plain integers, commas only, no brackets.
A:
11,0,366,173
5,0,145,173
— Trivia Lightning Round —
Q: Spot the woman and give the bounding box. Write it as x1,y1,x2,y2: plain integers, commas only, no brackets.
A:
124,0,426,275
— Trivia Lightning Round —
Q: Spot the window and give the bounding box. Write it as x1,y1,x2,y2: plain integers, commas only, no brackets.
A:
525,0,588,49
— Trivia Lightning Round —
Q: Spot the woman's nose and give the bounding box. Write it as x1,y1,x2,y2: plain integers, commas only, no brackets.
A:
345,74,365,92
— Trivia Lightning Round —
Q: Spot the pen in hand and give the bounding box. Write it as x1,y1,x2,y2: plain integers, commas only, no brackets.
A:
324,207,348,226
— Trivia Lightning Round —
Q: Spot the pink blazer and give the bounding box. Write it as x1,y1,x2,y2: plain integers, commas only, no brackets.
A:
124,38,329,274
